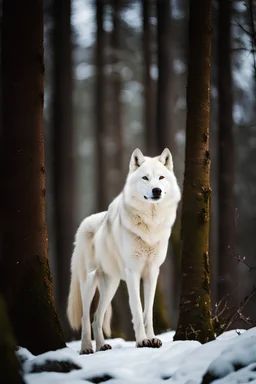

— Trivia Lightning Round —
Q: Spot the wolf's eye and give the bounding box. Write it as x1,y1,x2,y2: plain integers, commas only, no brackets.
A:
142,176,149,181
159,176,165,180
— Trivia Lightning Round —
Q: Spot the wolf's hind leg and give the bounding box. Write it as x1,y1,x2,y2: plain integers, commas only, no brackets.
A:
80,271,97,354
143,267,162,348
92,272,119,351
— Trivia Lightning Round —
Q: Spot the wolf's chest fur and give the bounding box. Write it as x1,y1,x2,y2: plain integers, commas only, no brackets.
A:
133,234,158,260
126,205,169,246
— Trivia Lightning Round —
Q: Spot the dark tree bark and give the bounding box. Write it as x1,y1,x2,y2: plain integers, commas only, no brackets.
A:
109,0,134,339
156,0,179,329
156,0,173,151
0,0,65,354
111,0,123,189
0,295,23,384
95,0,108,211
142,1,171,332
142,0,156,155
174,0,215,343
52,0,74,332
217,0,236,303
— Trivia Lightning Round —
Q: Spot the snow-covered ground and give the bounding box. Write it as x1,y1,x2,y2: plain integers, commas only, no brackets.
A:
18,327,256,384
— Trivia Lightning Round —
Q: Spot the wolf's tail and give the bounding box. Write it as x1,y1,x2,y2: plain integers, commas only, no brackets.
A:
67,233,86,330
67,266,82,331
103,304,112,338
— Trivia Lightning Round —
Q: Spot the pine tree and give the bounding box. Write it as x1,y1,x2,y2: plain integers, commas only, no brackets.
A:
109,0,134,339
95,0,108,211
174,0,215,343
217,0,236,303
111,0,123,188
0,295,23,384
142,0,156,155
0,0,65,354
156,0,173,151
52,0,75,333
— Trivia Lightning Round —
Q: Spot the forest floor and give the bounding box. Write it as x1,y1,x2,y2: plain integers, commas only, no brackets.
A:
19,327,256,384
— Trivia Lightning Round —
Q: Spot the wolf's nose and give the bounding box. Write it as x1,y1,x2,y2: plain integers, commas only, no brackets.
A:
152,188,162,197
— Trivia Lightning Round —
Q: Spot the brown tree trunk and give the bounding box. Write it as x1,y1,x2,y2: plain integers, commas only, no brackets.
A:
0,0,65,354
174,0,215,343
156,0,173,151
52,0,74,333
95,0,108,211
0,295,23,384
142,0,156,156
109,0,134,339
217,0,236,304
111,0,123,190
156,0,178,329
142,0,170,333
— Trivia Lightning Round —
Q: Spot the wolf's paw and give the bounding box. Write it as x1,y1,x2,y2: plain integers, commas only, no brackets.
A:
137,338,162,348
99,344,112,351
80,348,94,355
136,338,152,348
150,338,162,348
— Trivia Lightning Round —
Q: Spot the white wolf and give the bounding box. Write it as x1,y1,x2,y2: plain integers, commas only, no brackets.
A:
67,148,180,353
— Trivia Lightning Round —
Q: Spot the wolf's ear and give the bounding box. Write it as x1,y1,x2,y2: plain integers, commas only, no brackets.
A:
159,148,173,171
129,148,145,172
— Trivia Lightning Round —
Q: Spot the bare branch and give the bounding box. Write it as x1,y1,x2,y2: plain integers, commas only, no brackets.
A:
248,0,256,78
235,255,256,271
234,20,251,36
223,287,256,332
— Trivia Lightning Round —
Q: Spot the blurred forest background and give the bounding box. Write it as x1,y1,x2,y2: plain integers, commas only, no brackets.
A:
1,0,254,344
40,0,256,339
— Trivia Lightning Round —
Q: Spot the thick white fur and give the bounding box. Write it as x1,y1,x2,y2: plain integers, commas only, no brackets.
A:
67,148,181,353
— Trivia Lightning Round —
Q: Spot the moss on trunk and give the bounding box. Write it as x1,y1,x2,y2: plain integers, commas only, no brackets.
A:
174,0,215,343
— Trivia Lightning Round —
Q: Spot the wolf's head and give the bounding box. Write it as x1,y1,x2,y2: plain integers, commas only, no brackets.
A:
125,148,180,205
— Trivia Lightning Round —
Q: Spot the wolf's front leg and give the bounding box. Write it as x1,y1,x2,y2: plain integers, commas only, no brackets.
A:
143,267,162,348
125,269,152,347
92,272,119,351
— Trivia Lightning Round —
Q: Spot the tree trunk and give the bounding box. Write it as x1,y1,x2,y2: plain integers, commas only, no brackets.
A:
52,0,74,334
217,0,236,304
111,0,123,190
95,0,108,211
174,0,215,343
109,0,134,339
0,0,65,354
142,0,170,333
156,0,173,151
156,0,179,329
0,295,23,384
142,0,156,156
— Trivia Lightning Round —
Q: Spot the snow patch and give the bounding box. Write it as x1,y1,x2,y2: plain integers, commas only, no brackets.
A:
202,328,256,383
18,328,256,384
